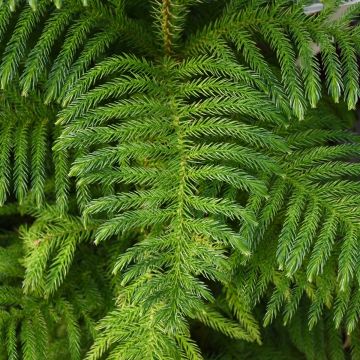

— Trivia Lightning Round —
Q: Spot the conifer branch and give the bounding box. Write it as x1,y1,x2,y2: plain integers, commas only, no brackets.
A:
0,1,358,358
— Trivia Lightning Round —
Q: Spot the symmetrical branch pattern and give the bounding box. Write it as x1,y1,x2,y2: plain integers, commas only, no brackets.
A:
0,0,358,359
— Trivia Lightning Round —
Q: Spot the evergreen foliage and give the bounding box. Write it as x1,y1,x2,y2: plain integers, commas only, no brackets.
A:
0,0,359,358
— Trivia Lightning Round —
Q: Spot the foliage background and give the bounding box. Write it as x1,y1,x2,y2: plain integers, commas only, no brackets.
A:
0,0,360,359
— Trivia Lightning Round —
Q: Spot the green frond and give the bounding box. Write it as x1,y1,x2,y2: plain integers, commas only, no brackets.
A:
0,1,358,359
0,2,47,89
13,120,30,204
310,24,343,103
31,118,48,207
333,288,350,329
282,281,306,326
21,316,42,360
57,28,120,103
276,191,307,269
284,198,321,275
7,316,18,360
175,335,203,360
260,19,306,119
287,16,321,108
22,206,94,295
330,22,359,110
0,120,13,205
307,211,338,281
263,277,290,326
85,306,182,360
57,300,81,360
19,4,78,96
53,126,70,213
244,118,360,293
193,305,255,342
337,225,358,290
60,54,153,107
0,88,71,207
43,15,96,103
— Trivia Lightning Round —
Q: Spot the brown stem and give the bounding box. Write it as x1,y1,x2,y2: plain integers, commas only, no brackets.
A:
162,0,172,55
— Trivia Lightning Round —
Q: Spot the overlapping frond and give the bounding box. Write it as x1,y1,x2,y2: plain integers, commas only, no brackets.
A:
22,205,95,296
231,104,360,335
0,225,101,360
184,0,360,118
0,87,61,207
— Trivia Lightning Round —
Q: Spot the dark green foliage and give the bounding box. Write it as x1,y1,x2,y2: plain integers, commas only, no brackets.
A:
0,0,359,358
0,205,108,360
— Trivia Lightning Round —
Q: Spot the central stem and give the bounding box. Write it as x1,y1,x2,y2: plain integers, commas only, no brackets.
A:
172,108,188,272
162,0,172,55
